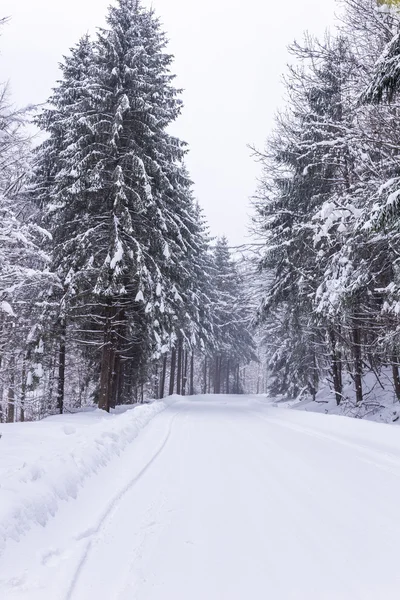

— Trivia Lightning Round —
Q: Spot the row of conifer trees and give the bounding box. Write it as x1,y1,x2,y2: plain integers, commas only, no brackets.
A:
254,0,400,409
0,1,256,420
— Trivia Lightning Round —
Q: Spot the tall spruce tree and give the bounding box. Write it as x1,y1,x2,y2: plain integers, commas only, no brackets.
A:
34,0,211,411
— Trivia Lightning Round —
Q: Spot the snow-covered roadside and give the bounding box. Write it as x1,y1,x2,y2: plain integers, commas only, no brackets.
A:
0,399,175,555
265,370,400,424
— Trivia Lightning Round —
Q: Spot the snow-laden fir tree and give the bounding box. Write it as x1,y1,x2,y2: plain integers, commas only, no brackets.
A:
254,35,360,400
33,34,95,414
34,0,214,411
0,47,50,421
252,0,400,409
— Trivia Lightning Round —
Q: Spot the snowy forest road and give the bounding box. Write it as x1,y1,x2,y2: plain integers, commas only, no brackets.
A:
3,395,400,599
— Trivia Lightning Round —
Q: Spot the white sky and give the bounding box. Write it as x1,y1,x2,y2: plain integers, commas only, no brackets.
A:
1,0,337,245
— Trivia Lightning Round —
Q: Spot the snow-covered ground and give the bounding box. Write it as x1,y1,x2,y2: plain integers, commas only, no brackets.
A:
275,369,400,424
2,394,400,599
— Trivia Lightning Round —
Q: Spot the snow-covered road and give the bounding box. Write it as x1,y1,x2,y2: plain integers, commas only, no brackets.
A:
2,395,400,599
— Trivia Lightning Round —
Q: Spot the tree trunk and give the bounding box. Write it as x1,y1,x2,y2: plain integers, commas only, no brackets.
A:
125,369,134,405
159,355,167,399
7,358,15,423
117,358,125,405
203,356,207,394
352,325,363,405
214,356,222,394
182,350,188,396
329,329,342,406
169,347,176,396
109,308,126,409
47,355,55,415
176,338,183,395
311,350,317,402
226,359,230,394
20,358,26,422
109,352,120,409
98,343,113,412
256,362,260,395
153,361,159,399
109,346,117,408
98,304,115,412
392,353,400,401
190,352,194,395
7,387,15,423
56,318,66,414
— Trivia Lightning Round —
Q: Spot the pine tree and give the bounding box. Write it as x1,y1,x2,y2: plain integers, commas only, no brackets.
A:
34,0,210,411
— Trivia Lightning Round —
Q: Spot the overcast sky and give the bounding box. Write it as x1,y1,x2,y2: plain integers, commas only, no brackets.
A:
1,0,337,245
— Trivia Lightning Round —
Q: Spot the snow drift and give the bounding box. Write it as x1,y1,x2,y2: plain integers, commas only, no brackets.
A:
0,400,172,555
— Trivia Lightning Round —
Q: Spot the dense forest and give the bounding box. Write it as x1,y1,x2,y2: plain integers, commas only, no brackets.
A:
0,2,256,420
253,0,400,414
2,0,400,421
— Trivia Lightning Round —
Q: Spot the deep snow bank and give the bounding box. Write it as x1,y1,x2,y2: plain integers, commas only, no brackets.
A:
0,399,173,554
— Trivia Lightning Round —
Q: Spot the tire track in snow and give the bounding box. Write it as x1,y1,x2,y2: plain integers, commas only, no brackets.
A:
114,409,192,600
65,406,183,600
